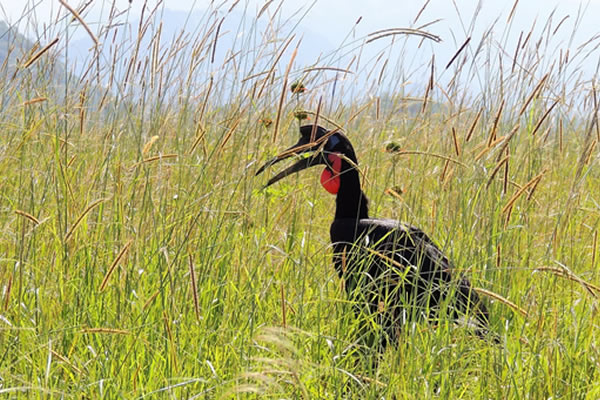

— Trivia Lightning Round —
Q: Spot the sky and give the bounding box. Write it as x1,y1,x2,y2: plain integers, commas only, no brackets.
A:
3,0,600,48
2,0,600,96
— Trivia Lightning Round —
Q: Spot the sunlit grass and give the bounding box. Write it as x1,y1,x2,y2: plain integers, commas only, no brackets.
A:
1,1,599,398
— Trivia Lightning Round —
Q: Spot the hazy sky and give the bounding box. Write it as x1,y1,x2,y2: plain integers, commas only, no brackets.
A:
3,0,600,47
3,0,600,90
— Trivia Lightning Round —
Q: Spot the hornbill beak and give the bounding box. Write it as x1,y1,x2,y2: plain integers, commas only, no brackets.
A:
257,154,325,187
255,132,333,187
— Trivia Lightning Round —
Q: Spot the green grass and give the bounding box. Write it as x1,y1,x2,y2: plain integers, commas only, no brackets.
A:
1,1,599,398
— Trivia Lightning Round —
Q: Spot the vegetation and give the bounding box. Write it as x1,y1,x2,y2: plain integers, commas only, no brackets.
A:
1,1,599,398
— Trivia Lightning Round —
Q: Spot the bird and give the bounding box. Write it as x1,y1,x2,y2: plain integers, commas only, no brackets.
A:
256,124,494,350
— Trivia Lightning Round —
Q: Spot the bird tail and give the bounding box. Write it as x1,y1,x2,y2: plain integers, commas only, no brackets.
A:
455,278,500,344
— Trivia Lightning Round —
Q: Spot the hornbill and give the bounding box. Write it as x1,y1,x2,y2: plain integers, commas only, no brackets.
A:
256,124,494,348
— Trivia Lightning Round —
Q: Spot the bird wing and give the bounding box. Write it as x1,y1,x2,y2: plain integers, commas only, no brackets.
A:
330,218,490,331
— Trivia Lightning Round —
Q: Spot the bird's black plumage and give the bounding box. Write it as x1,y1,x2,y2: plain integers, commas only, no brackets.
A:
257,124,492,347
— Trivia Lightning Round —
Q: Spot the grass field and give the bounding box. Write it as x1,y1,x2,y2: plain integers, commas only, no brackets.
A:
1,1,600,398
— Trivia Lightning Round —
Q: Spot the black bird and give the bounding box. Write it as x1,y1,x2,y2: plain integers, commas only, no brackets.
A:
256,125,493,349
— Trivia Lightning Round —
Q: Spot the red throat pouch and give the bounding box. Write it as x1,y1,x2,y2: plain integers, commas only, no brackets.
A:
320,153,341,194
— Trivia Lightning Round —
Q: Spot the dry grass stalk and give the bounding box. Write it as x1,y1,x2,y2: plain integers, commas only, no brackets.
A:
421,54,434,113
78,88,86,136
22,37,59,68
142,135,160,155
340,154,370,186
465,109,482,142
50,349,82,375
593,84,600,141
0,44,12,72
584,140,597,164
522,28,534,50
593,231,598,270
218,118,241,154
496,244,502,270
280,285,287,328
519,73,549,116
366,28,441,43
198,77,214,125
240,70,269,83
365,248,410,272
486,155,510,189
81,328,130,335
559,117,563,153
188,254,200,322
268,198,295,240
507,0,520,24
395,150,466,167
553,15,570,35
350,373,387,387
496,123,520,162
14,209,40,225
256,34,296,99
131,154,178,169
347,101,375,125
503,156,509,194
526,171,544,200
189,125,207,155
163,311,179,372
99,239,133,292
385,188,404,201
291,110,343,130
303,66,354,74
132,364,142,392
442,166,455,188
474,135,506,161
273,44,299,141
487,99,505,147
24,42,40,59
123,2,152,89
439,159,450,184
377,58,389,86
430,199,437,232
512,31,523,74
21,97,47,106
536,266,600,298
340,249,347,292
311,97,323,142
504,204,513,228
531,100,559,136
502,168,548,213
414,0,432,23
4,274,12,311
474,287,528,317
58,0,99,48
64,198,108,242
269,127,341,162
451,127,461,156
211,17,225,63
445,37,471,69
143,290,160,310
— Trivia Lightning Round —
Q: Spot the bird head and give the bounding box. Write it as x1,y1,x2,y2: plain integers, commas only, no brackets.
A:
255,125,358,194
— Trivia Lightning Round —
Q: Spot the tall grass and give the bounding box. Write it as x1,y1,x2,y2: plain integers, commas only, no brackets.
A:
1,1,599,398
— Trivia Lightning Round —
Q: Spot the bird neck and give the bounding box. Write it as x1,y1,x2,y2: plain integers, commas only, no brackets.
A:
334,167,369,220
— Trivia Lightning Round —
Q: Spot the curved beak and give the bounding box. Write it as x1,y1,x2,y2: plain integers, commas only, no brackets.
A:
259,154,325,187
255,137,327,187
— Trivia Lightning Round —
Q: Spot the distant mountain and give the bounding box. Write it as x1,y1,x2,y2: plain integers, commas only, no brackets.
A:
0,19,89,110
0,7,340,104
67,6,337,75
0,20,33,69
